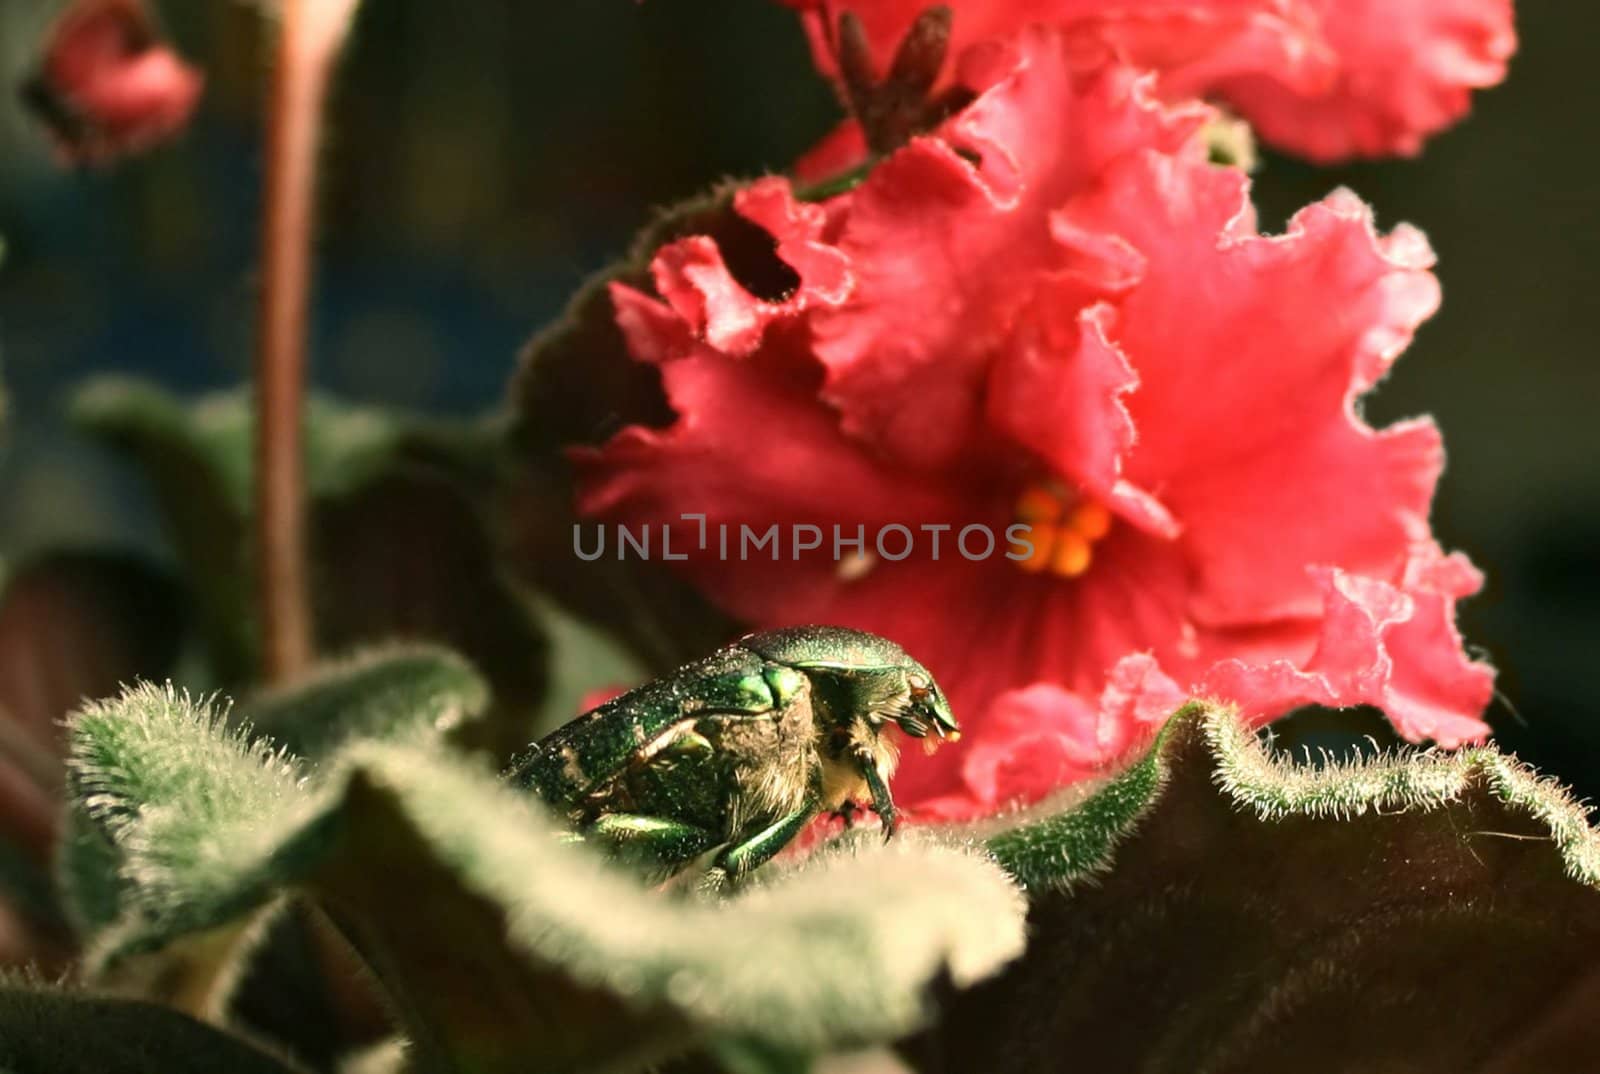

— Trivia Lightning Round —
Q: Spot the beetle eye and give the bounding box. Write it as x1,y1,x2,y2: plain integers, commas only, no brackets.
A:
908,674,929,695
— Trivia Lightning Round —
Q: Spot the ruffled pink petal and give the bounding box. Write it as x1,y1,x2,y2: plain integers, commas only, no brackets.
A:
1199,556,1494,746
1100,650,1190,731
985,303,1138,505
610,284,697,365
958,684,1107,809
1212,0,1516,160
789,0,1325,100
785,1,1510,163
908,653,1185,819
1055,152,1444,623
648,179,852,356
810,31,1206,469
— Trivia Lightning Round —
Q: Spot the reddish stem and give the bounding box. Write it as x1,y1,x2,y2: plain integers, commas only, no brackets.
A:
255,0,331,683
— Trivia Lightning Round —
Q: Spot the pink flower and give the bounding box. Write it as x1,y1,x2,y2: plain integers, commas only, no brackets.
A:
574,29,1493,819
1210,0,1517,160
24,0,203,167
783,0,1514,161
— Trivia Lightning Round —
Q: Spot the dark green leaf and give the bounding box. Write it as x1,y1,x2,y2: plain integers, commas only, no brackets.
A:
71,380,548,737
223,901,394,1073
235,646,489,759
0,979,307,1074
910,703,1600,1073
311,463,547,758
56,805,126,940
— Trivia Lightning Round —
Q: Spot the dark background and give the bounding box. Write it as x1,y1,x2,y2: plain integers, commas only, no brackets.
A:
0,2,1594,791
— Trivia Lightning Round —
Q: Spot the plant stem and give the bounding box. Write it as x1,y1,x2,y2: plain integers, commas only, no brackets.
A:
255,0,331,683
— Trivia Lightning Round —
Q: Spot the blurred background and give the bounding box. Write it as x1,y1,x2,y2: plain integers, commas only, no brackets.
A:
0,1,1595,792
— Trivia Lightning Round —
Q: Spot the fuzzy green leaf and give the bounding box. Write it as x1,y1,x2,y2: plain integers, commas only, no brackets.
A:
64,684,1024,1070
0,551,184,848
0,979,308,1073
56,805,125,937
234,645,489,759
909,702,1600,1072
67,684,321,950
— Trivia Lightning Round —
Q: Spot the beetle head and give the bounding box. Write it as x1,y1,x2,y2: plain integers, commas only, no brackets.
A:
889,666,960,744
739,626,960,745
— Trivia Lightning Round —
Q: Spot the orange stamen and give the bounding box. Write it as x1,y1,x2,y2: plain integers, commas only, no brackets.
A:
1067,500,1112,541
1050,529,1092,578
1012,482,1114,579
1014,485,1064,523
1013,522,1056,572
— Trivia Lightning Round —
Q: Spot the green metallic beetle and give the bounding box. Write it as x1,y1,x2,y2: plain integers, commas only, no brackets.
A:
505,626,959,883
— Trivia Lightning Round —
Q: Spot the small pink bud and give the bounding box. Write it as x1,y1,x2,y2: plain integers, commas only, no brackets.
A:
22,0,204,167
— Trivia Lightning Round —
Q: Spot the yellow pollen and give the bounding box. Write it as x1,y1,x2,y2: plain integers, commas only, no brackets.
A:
1067,500,1112,541
1012,482,1115,579
1051,530,1092,577
1014,485,1064,523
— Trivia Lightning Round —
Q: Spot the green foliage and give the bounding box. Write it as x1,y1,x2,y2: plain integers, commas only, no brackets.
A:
235,645,490,758
70,380,401,680
69,378,548,743
67,684,319,944
56,674,1600,1072
0,843,60,941
63,681,1026,1072
911,702,1600,1072
0,978,307,1074
72,377,405,516
56,806,126,936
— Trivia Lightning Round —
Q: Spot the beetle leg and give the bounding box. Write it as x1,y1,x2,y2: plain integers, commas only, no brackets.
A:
714,798,820,882
588,813,720,871
858,753,898,841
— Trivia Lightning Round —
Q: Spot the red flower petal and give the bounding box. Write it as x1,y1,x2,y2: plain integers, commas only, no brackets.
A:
792,0,1324,99
1200,554,1494,746
911,653,1185,818
811,30,1206,469
573,316,975,627
1056,154,1446,623
1211,0,1517,160
576,26,1493,819
785,0,1513,162
649,180,853,356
